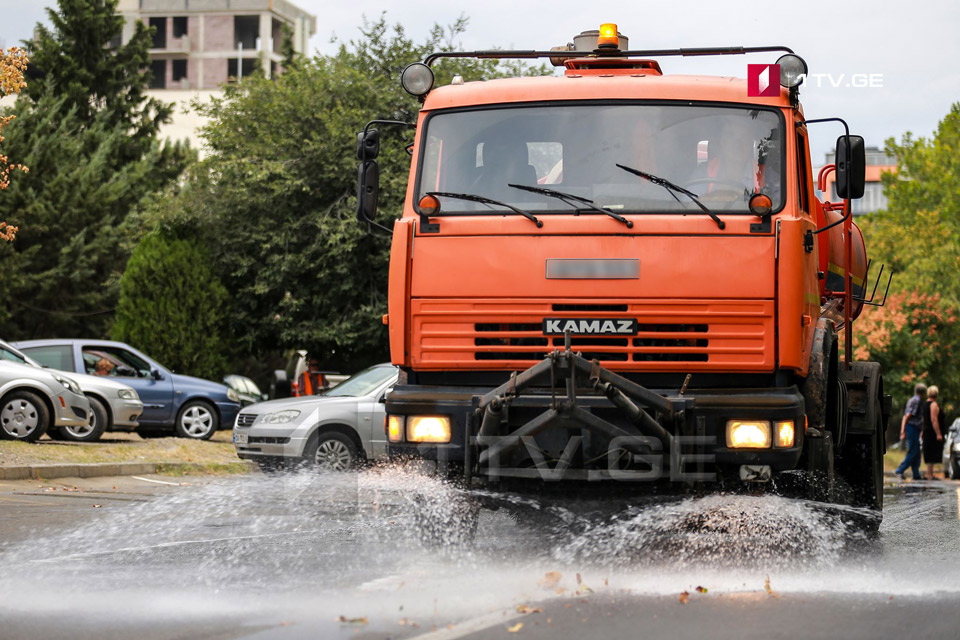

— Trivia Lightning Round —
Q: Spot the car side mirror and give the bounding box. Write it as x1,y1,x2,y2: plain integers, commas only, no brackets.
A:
379,387,393,403
835,134,865,199
151,368,163,381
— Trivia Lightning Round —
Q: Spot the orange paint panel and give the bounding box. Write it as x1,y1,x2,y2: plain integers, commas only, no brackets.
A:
409,298,775,372
388,219,415,365
410,235,775,300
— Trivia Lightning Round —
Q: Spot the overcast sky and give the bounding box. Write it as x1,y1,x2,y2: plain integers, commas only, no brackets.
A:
2,0,958,162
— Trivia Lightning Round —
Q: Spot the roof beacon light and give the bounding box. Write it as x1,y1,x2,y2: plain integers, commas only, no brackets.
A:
776,53,807,88
401,62,435,97
597,23,619,49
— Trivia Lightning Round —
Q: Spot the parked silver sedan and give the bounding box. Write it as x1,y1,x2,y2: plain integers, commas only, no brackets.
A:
233,363,398,472
0,339,143,442
0,360,90,442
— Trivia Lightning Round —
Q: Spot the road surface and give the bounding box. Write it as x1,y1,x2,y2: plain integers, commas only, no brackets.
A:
0,468,958,639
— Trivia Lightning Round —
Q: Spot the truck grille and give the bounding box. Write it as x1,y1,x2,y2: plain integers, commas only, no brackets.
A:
411,299,774,372
235,413,257,427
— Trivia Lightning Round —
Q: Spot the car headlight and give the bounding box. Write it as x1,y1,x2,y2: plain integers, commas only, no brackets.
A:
406,415,451,443
260,410,301,424
226,388,240,403
726,420,771,448
55,375,81,395
118,388,138,400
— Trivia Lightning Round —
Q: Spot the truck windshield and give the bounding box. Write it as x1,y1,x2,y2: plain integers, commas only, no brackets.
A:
417,104,784,216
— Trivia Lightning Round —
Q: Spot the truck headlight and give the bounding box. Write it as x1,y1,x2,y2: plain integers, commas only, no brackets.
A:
407,415,451,443
387,415,404,443
775,420,795,448
260,410,301,424
726,420,771,448
118,388,138,400
55,375,81,395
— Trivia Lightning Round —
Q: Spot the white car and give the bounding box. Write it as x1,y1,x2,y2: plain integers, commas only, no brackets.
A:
234,364,398,472
0,360,91,442
0,339,143,442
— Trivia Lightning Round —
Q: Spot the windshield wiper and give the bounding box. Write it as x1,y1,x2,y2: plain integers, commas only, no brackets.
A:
615,164,725,230
427,191,542,228
508,184,633,228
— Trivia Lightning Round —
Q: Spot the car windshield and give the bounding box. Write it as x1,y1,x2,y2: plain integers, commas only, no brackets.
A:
417,104,784,215
324,366,397,398
0,344,37,367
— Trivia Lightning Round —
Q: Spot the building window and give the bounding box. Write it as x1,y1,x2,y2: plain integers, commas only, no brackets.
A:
227,58,258,81
172,59,187,82
234,16,259,50
172,16,188,38
149,59,166,89
149,17,166,49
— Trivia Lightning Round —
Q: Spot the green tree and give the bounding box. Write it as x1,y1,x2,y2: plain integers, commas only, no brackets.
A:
854,104,960,411
112,233,229,380
147,15,548,371
0,0,191,338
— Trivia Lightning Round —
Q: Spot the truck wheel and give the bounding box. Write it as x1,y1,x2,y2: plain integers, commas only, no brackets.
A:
839,398,884,514
59,396,108,442
1,391,51,442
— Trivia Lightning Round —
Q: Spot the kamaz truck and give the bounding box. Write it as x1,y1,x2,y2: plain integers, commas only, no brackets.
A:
356,24,891,522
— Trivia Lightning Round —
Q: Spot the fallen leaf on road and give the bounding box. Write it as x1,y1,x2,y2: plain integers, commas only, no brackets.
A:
764,575,779,599
604,578,609,587
398,618,420,628
516,605,542,614
538,571,562,590
678,591,689,604
507,622,524,633
92,504,102,508
337,616,368,625
695,586,708,594
556,587,566,595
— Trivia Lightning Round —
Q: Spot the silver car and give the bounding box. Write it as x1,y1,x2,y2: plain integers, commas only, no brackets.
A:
234,363,398,472
0,360,90,442
0,339,143,442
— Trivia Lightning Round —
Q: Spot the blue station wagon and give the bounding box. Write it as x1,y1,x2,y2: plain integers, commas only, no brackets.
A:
12,339,241,440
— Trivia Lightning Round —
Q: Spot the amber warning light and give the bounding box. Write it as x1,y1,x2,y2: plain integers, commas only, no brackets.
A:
597,23,619,49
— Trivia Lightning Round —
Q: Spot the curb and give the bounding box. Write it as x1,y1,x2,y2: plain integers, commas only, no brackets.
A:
0,461,255,480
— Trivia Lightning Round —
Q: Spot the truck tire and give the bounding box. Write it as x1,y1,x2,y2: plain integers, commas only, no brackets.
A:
838,397,884,518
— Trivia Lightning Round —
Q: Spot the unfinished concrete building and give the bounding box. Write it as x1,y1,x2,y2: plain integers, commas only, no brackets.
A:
118,0,317,89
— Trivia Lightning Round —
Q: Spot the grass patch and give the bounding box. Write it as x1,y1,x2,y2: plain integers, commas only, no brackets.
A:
0,431,244,471
157,461,254,476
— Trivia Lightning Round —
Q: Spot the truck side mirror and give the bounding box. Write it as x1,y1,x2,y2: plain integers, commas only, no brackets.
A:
357,160,380,222
356,129,380,161
835,135,865,199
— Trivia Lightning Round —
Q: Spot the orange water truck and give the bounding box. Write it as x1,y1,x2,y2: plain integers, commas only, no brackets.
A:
356,24,891,523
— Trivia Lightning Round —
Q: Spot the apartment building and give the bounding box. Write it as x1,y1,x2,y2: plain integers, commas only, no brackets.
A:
118,0,317,90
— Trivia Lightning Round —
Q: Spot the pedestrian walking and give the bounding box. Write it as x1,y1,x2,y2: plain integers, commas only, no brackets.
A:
922,385,943,479
895,383,926,480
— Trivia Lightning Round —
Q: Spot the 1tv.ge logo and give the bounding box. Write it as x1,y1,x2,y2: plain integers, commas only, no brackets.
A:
747,64,780,97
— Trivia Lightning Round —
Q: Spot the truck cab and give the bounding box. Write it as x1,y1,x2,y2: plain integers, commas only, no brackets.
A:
357,25,887,521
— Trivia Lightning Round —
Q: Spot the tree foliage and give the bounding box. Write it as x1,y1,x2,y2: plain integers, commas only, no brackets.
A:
0,0,191,339
147,15,549,372
1,46,29,241
855,103,960,410
112,233,229,380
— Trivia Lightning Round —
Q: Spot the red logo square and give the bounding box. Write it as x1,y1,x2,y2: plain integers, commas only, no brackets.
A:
747,64,780,97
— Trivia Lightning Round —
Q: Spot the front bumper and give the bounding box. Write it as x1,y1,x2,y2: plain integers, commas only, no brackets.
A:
233,421,311,459
53,394,89,428
108,398,144,429
385,352,804,484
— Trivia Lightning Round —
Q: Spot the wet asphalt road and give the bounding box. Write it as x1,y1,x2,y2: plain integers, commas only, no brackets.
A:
1,469,959,639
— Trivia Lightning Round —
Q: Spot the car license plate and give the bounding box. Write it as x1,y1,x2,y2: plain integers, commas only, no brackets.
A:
233,432,248,445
